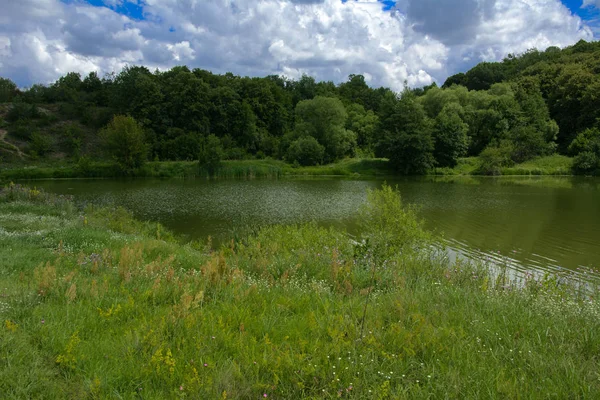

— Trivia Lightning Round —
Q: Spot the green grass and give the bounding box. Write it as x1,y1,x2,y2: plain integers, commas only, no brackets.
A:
431,155,575,176
1,183,599,398
431,157,480,176
501,155,574,176
0,158,395,182
0,155,578,183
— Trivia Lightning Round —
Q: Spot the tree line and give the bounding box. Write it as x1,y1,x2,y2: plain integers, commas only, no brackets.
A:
0,39,599,174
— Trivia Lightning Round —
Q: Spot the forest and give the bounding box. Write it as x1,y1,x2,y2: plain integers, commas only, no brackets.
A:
1,39,599,175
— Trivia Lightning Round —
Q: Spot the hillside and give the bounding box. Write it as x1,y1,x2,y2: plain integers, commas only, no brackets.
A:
0,39,599,176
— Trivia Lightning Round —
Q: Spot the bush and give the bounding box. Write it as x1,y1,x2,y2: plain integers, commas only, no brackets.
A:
62,124,83,158
29,132,52,157
100,115,148,173
568,128,600,156
572,151,599,175
6,102,40,122
286,136,325,166
8,121,36,141
476,142,514,175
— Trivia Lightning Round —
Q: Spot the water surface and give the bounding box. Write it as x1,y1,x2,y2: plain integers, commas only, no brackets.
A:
34,176,600,276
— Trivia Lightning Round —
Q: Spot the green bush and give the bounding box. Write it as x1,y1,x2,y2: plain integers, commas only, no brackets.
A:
568,128,600,156
29,132,52,157
476,142,514,175
6,102,40,123
286,136,325,166
572,151,599,175
8,121,35,141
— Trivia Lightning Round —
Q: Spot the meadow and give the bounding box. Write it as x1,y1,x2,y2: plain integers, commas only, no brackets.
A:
1,183,599,399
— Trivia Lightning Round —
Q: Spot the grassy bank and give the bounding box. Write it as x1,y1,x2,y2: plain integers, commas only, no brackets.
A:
0,158,395,182
433,155,574,176
1,155,577,183
1,184,599,398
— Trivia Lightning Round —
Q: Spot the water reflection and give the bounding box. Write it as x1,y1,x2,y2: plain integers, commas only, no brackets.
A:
34,176,600,277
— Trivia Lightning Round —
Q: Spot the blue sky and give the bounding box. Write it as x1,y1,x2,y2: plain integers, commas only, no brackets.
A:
2,0,598,89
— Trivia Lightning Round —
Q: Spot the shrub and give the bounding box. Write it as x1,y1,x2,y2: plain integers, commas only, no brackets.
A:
8,121,35,141
62,124,83,158
29,132,52,157
572,151,599,175
568,128,600,156
476,141,514,175
6,102,40,122
286,136,325,166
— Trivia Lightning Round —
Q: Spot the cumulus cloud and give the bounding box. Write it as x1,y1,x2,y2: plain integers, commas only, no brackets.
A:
0,0,595,90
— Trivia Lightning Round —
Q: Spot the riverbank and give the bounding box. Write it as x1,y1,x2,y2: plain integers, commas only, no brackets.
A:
1,184,599,398
0,158,395,182
432,155,574,176
0,155,578,182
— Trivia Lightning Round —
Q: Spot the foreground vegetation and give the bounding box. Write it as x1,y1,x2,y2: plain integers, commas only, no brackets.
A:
1,184,599,399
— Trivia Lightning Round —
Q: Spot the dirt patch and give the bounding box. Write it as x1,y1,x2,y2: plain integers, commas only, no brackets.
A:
0,129,28,160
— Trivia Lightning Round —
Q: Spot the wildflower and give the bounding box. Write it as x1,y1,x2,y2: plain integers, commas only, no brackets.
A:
41,319,45,324
204,363,208,367
180,386,184,391
263,394,268,398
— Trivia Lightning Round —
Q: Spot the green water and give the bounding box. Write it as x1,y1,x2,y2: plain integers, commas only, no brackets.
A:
34,176,600,275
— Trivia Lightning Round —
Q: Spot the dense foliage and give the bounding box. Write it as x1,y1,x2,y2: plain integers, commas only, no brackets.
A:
1,39,599,174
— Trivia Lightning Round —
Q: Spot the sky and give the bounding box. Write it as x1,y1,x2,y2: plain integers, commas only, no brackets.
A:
0,0,598,91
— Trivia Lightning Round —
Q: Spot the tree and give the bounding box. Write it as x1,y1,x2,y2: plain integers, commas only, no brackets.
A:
432,103,469,168
568,128,600,157
569,128,600,175
100,115,148,173
286,136,325,166
463,62,507,91
376,91,435,175
294,96,356,162
442,72,467,88
198,134,224,175
508,125,551,163
0,77,18,103
111,66,164,130
50,72,82,103
346,103,379,150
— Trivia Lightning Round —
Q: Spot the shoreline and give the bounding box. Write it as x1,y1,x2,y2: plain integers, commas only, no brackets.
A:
0,155,579,182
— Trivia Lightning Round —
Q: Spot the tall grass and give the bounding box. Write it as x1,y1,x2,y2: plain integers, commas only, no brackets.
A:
1,185,599,398
432,155,575,176
0,158,397,183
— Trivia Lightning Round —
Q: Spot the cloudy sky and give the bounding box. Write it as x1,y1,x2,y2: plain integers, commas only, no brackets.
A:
0,0,598,90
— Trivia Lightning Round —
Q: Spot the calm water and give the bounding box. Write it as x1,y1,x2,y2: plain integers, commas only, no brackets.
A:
34,176,600,276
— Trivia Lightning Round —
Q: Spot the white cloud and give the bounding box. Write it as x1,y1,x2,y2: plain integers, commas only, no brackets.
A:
582,0,600,9
0,0,595,90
